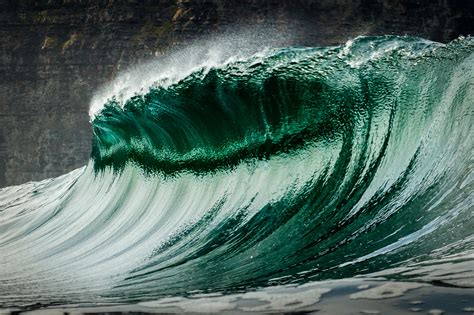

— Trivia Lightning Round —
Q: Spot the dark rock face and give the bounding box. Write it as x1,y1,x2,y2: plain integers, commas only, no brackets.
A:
0,0,472,188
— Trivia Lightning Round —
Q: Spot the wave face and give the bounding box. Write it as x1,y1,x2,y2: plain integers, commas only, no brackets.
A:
1,36,473,308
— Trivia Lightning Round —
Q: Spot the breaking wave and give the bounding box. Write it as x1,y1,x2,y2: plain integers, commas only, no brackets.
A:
1,36,473,309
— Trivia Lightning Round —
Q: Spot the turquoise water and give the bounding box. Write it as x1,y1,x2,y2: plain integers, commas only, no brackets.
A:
0,36,473,310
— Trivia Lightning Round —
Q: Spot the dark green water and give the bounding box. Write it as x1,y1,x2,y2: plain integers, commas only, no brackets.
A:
0,36,473,310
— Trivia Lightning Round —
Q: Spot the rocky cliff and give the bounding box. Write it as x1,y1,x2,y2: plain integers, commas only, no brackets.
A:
0,0,472,187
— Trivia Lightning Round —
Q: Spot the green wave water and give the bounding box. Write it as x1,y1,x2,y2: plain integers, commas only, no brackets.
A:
0,36,473,310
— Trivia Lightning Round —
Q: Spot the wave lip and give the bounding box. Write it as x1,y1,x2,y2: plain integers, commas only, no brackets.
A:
0,36,473,308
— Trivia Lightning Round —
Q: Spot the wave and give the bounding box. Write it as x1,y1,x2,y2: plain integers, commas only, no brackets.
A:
0,36,473,308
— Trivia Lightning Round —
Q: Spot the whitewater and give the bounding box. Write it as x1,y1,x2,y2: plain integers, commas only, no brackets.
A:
0,35,473,313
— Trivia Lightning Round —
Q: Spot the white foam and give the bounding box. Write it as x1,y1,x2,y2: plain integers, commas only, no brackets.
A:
350,282,429,300
139,283,331,312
